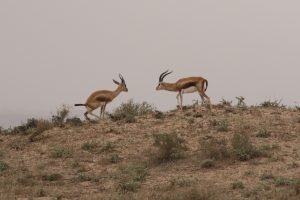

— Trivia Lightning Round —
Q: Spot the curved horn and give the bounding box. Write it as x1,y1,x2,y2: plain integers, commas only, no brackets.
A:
119,74,125,83
161,70,173,81
159,70,170,82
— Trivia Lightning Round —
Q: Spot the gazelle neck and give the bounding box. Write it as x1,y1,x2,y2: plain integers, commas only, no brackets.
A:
163,82,178,92
112,86,123,99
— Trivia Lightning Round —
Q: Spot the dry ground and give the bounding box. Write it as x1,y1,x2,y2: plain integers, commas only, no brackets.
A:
0,104,300,200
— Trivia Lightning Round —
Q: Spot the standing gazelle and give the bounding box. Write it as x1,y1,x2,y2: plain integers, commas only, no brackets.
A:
156,70,210,110
75,74,128,120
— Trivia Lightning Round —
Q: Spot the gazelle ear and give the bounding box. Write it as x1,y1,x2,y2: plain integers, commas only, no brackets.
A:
113,79,120,85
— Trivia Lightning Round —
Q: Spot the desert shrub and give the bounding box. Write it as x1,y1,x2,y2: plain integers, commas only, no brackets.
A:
36,188,46,197
200,138,230,161
118,163,147,192
154,111,165,119
50,147,72,159
219,98,232,107
109,154,122,164
110,99,155,122
51,104,70,127
41,173,63,181
0,160,9,172
256,130,271,138
9,118,39,134
153,133,187,162
232,181,245,189
260,99,284,108
236,96,246,107
66,117,83,126
160,187,215,200
231,132,260,161
275,177,295,187
216,119,230,132
170,177,196,187
81,142,98,152
119,181,141,192
99,142,115,153
260,171,275,181
201,159,216,169
209,119,230,132
29,119,53,142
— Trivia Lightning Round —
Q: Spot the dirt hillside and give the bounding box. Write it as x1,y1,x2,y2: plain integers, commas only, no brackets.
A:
0,103,300,200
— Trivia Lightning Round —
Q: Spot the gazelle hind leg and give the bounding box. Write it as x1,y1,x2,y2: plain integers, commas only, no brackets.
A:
101,103,107,119
86,107,100,120
180,92,183,110
196,85,210,105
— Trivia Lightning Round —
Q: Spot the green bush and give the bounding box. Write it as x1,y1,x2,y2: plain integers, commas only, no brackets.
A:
231,132,260,161
256,130,271,138
81,142,98,152
200,138,230,161
260,99,283,108
110,99,155,122
201,159,216,169
29,120,53,142
50,147,72,159
118,163,147,192
66,117,83,126
0,160,9,172
153,133,187,162
41,173,63,181
52,104,70,127
232,181,244,189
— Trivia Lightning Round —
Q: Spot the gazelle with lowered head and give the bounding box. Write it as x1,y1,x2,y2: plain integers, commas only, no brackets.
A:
75,74,128,120
156,70,210,110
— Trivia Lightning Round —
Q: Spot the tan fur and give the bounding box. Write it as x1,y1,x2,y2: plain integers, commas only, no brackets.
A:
156,72,210,110
76,75,128,120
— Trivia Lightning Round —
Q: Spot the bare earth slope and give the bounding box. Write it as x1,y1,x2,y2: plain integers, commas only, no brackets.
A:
0,105,300,200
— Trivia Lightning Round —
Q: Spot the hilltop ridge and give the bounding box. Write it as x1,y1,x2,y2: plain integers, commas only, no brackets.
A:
0,101,300,200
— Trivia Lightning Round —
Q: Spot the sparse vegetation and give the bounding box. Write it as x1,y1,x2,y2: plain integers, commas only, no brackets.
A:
170,177,196,187
200,138,230,161
231,132,260,161
260,99,284,108
152,133,187,162
260,171,275,180
0,160,9,172
66,117,83,126
1,102,300,199
256,129,271,138
117,163,147,192
236,96,246,107
81,142,98,152
29,119,53,142
41,173,63,181
51,104,71,127
110,99,155,122
201,159,216,169
275,177,295,187
220,98,232,107
50,147,73,159
232,181,245,189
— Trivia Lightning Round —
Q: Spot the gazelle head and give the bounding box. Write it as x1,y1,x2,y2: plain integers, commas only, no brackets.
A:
113,74,128,92
156,70,173,90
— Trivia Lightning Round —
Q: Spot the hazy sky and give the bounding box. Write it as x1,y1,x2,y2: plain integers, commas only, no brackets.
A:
1,0,300,128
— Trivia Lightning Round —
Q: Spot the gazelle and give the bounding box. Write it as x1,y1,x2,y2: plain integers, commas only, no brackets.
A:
75,74,128,120
156,70,210,110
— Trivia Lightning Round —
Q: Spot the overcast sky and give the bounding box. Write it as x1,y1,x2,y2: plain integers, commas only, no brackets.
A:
1,0,300,128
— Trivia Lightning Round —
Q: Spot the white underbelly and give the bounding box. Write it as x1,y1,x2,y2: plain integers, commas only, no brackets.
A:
182,86,197,94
